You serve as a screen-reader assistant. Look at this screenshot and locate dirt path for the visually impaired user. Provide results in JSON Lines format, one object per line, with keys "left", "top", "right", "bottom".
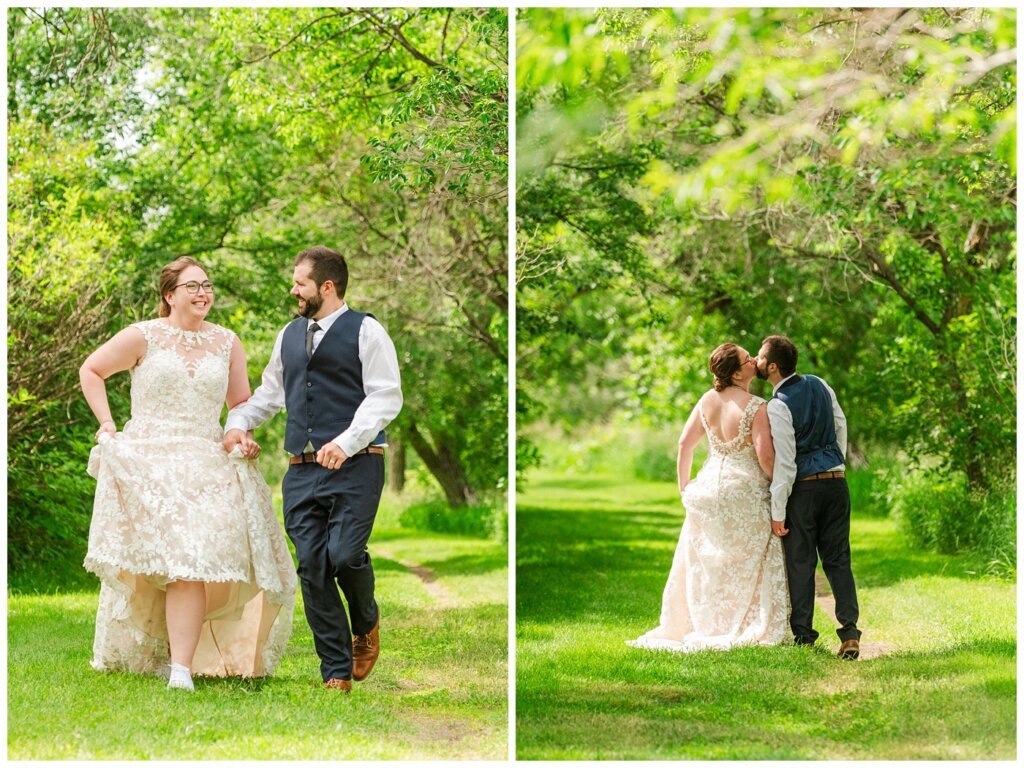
{"left": 814, "top": 571, "right": 894, "bottom": 660}
{"left": 377, "top": 548, "right": 454, "bottom": 607}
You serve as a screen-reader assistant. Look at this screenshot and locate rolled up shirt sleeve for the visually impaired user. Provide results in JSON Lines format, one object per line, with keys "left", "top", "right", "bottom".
{"left": 225, "top": 328, "right": 287, "bottom": 433}
{"left": 331, "top": 316, "right": 403, "bottom": 457}
{"left": 767, "top": 398, "right": 797, "bottom": 522}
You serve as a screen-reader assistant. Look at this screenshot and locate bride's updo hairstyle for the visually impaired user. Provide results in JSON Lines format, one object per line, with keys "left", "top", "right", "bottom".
{"left": 158, "top": 256, "right": 207, "bottom": 317}
{"left": 709, "top": 343, "right": 744, "bottom": 391}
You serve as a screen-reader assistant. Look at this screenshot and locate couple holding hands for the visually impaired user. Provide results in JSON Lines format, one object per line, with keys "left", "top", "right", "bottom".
{"left": 80, "top": 246, "right": 401, "bottom": 693}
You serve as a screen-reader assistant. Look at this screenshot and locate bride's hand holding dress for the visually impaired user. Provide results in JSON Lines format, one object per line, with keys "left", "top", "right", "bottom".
{"left": 80, "top": 259, "right": 296, "bottom": 689}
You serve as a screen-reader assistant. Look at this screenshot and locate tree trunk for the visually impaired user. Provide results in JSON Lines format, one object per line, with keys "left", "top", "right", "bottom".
{"left": 387, "top": 436, "right": 406, "bottom": 493}
{"left": 405, "top": 419, "right": 476, "bottom": 507}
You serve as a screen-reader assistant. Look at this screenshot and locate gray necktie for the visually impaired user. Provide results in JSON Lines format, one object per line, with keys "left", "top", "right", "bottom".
{"left": 305, "top": 322, "right": 321, "bottom": 359}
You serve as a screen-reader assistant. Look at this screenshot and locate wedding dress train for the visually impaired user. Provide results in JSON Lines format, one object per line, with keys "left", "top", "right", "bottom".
{"left": 629, "top": 395, "right": 789, "bottom": 652}
{"left": 84, "top": 319, "right": 296, "bottom": 677}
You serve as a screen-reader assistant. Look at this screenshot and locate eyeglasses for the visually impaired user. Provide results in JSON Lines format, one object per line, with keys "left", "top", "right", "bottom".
{"left": 174, "top": 280, "right": 215, "bottom": 294}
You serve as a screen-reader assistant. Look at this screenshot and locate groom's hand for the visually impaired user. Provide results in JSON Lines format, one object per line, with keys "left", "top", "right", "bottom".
{"left": 240, "top": 430, "right": 262, "bottom": 460}
{"left": 771, "top": 521, "right": 789, "bottom": 537}
{"left": 316, "top": 441, "right": 349, "bottom": 470}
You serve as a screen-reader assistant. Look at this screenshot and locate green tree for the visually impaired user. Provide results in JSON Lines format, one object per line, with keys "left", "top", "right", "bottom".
{"left": 209, "top": 7, "right": 509, "bottom": 505}
{"left": 7, "top": 7, "right": 508, "bottom": 587}
{"left": 517, "top": 7, "right": 1015, "bottom": 492}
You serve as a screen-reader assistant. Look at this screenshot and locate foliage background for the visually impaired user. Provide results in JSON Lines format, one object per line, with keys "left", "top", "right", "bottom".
{"left": 516, "top": 7, "right": 1015, "bottom": 568}
{"left": 8, "top": 7, "right": 508, "bottom": 590}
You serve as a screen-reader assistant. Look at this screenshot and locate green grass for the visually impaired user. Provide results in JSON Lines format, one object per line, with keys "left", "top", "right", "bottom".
{"left": 8, "top": 492, "right": 508, "bottom": 760}
{"left": 516, "top": 469, "right": 1016, "bottom": 760}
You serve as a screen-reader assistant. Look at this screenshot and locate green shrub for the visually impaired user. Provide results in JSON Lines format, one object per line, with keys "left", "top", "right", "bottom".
{"left": 846, "top": 449, "right": 902, "bottom": 517}
{"left": 894, "top": 470, "right": 1016, "bottom": 577}
{"left": 975, "top": 488, "right": 1017, "bottom": 580}
{"left": 894, "top": 471, "right": 972, "bottom": 553}
{"left": 399, "top": 498, "right": 502, "bottom": 539}
{"left": 8, "top": 429, "right": 98, "bottom": 593}
{"left": 8, "top": 375, "right": 134, "bottom": 593}
{"left": 633, "top": 442, "right": 676, "bottom": 482}
{"left": 543, "top": 429, "right": 618, "bottom": 474}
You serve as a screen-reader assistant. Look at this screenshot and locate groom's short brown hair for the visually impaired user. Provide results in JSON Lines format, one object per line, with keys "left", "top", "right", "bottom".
{"left": 762, "top": 335, "right": 798, "bottom": 377}
{"left": 296, "top": 245, "right": 348, "bottom": 298}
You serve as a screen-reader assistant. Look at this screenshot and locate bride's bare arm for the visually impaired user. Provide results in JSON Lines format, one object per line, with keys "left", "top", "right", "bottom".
{"left": 677, "top": 398, "right": 706, "bottom": 494}
{"left": 225, "top": 336, "right": 260, "bottom": 459}
{"left": 752, "top": 403, "right": 775, "bottom": 480}
{"left": 225, "top": 336, "right": 253, "bottom": 409}
{"left": 80, "top": 327, "right": 147, "bottom": 436}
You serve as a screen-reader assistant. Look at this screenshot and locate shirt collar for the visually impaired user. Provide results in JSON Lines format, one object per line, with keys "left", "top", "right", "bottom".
{"left": 308, "top": 302, "right": 348, "bottom": 332}
{"left": 772, "top": 372, "right": 798, "bottom": 396}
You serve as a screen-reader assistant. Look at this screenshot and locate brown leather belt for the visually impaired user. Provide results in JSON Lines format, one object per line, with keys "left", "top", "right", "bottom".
{"left": 289, "top": 446, "right": 384, "bottom": 465}
{"left": 797, "top": 470, "right": 845, "bottom": 481}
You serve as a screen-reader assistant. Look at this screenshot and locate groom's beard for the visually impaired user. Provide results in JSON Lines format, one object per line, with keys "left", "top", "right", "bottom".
{"left": 298, "top": 292, "right": 323, "bottom": 319}
{"left": 755, "top": 363, "right": 769, "bottom": 381}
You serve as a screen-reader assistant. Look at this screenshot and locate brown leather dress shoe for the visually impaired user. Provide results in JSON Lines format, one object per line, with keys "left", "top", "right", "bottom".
{"left": 352, "top": 619, "right": 380, "bottom": 682}
{"left": 838, "top": 639, "right": 860, "bottom": 660}
{"left": 323, "top": 678, "right": 352, "bottom": 692}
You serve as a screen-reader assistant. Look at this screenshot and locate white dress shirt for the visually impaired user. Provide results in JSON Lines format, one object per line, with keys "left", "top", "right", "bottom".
{"left": 225, "top": 303, "right": 402, "bottom": 456}
{"left": 766, "top": 373, "right": 847, "bottom": 522}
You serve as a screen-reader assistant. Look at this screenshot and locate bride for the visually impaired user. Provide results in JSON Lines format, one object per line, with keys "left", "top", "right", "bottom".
{"left": 629, "top": 343, "right": 789, "bottom": 652}
{"left": 79, "top": 256, "right": 297, "bottom": 690}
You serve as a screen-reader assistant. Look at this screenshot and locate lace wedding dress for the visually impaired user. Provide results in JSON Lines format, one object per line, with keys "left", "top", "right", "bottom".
{"left": 84, "top": 319, "right": 296, "bottom": 677}
{"left": 629, "top": 395, "right": 790, "bottom": 652}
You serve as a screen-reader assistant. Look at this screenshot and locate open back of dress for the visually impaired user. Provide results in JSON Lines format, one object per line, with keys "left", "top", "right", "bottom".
{"left": 628, "top": 394, "right": 790, "bottom": 652}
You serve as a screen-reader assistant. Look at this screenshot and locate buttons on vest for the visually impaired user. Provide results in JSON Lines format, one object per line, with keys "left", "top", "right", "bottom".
{"left": 306, "top": 381, "right": 312, "bottom": 388}
{"left": 307, "top": 428, "right": 312, "bottom": 433}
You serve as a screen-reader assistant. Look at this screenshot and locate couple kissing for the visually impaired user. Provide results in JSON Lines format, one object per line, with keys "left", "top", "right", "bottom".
{"left": 629, "top": 335, "right": 862, "bottom": 659}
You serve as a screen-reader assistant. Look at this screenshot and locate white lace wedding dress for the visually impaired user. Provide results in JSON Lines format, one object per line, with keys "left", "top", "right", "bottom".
{"left": 629, "top": 395, "right": 790, "bottom": 652}
{"left": 84, "top": 319, "right": 296, "bottom": 677}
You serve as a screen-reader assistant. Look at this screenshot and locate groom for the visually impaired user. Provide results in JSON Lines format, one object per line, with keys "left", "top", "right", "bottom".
{"left": 224, "top": 245, "right": 402, "bottom": 691}
{"left": 755, "top": 335, "right": 861, "bottom": 660}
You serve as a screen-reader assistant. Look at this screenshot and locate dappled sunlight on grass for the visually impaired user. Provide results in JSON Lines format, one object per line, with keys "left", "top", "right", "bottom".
{"left": 9, "top": 518, "right": 508, "bottom": 760}
{"left": 516, "top": 471, "right": 1016, "bottom": 759}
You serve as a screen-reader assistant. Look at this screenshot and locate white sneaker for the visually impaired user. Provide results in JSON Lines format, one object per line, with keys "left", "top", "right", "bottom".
{"left": 167, "top": 662, "right": 194, "bottom": 691}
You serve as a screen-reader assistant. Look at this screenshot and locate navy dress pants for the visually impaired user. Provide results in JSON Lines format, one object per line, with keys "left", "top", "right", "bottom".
{"left": 282, "top": 452, "right": 384, "bottom": 681}
{"left": 782, "top": 478, "right": 862, "bottom": 645}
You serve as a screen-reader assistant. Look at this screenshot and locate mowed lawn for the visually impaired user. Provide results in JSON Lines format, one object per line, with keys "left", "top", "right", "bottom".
{"left": 8, "top": 494, "right": 508, "bottom": 760}
{"left": 516, "top": 470, "right": 1016, "bottom": 760}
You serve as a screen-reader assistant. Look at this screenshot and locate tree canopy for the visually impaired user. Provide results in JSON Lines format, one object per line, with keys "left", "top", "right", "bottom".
{"left": 8, "top": 7, "right": 508, "bottom": 586}
{"left": 517, "top": 7, "right": 1015, "bottom": 492}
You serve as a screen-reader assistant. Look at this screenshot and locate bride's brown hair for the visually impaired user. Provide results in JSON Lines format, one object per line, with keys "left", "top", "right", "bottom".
{"left": 709, "top": 343, "right": 744, "bottom": 391}
{"left": 158, "top": 256, "right": 207, "bottom": 317}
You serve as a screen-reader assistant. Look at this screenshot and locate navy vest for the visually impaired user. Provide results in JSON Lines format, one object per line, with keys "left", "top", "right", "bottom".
{"left": 281, "top": 309, "right": 386, "bottom": 455}
{"left": 774, "top": 374, "right": 844, "bottom": 477}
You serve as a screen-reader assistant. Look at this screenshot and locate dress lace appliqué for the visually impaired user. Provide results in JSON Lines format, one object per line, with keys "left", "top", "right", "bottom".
{"left": 628, "top": 394, "right": 790, "bottom": 653}
{"left": 83, "top": 319, "right": 297, "bottom": 677}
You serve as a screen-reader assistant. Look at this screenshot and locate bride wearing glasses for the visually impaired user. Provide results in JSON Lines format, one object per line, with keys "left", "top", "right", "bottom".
{"left": 80, "top": 256, "right": 296, "bottom": 691}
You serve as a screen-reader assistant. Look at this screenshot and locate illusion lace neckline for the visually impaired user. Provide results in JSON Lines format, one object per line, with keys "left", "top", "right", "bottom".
{"left": 150, "top": 319, "right": 218, "bottom": 348}
{"left": 156, "top": 319, "right": 214, "bottom": 336}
